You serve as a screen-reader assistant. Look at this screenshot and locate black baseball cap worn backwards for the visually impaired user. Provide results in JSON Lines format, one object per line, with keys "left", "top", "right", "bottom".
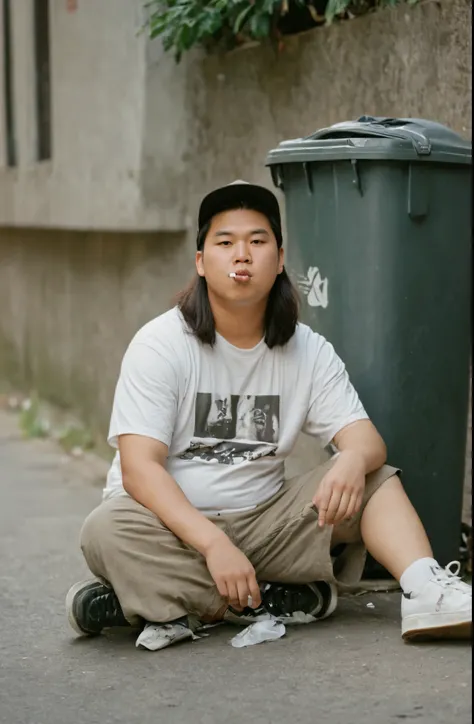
{"left": 197, "top": 180, "right": 282, "bottom": 248}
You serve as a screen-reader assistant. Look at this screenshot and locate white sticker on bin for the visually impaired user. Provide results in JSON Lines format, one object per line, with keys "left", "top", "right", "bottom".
{"left": 296, "top": 266, "right": 329, "bottom": 308}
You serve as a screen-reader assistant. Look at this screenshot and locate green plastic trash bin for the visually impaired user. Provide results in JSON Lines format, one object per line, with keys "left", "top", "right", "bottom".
{"left": 267, "top": 116, "right": 471, "bottom": 569}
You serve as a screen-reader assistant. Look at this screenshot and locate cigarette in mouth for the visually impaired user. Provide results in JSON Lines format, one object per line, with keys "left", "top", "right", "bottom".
{"left": 228, "top": 272, "right": 237, "bottom": 278}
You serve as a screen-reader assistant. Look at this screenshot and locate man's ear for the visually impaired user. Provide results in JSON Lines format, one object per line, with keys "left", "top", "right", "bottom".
{"left": 277, "top": 247, "right": 284, "bottom": 274}
{"left": 196, "top": 250, "right": 205, "bottom": 277}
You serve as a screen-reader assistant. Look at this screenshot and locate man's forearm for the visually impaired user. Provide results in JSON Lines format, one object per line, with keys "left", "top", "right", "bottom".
{"left": 333, "top": 420, "right": 387, "bottom": 473}
{"left": 122, "top": 461, "right": 228, "bottom": 556}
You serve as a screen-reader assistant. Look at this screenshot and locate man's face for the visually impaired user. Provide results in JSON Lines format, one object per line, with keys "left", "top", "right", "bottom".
{"left": 196, "top": 208, "right": 284, "bottom": 307}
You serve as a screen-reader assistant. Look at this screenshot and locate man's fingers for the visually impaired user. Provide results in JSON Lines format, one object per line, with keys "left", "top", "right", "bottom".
{"left": 321, "top": 491, "right": 342, "bottom": 526}
{"left": 342, "top": 495, "right": 357, "bottom": 520}
{"left": 354, "top": 493, "right": 364, "bottom": 517}
{"left": 236, "top": 579, "right": 251, "bottom": 610}
{"left": 347, "top": 493, "right": 363, "bottom": 519}
{"left": 216, "top": 578, "right": 229, "bottom": 601}
{"left": 226, "top": 582, "right": 241, "bottom": 610}
{"left": 313, "top": 477, "right": 331, "bottom": 506}
{"left": 318, "top": 504, "right": 329, "bottom": 527}
{"left": 314, "top": 484, "right": 332, "bottom": 527}
{"left": 247, "top": 575, "right": 262, "bottom": 609}
{"left": 318, "top": 493, "right": 337, "bottom": 526}
{"left": 343, "top": 493, "right": 361, "bottom": 520}
{"left": 331, "top": 491, "right": 351, "bottom": 524}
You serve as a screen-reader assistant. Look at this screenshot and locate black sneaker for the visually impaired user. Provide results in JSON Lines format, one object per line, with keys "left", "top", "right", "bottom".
{"left": 225, "top": 581, "right": 337, "bottom": 625}
{"left": 66, "top": 579, "right": 130, "bottom": 636}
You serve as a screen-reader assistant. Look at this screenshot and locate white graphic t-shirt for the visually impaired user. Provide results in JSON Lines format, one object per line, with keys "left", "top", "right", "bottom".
{"left": 105, "top": 307, "right": 368, "bottom": 514}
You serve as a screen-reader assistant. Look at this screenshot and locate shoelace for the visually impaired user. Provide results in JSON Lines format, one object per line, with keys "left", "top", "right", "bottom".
{"left": 229, "top": 584, "right": 323, "bottom": 619}
{"left": 262, "top": 583, "right": 323, "bottom": 617}
{"left": 432, "top": 561, "right": 472, "bottom": 595}
{"left": 89, "top": 591, "right": 122, "bottom": 623}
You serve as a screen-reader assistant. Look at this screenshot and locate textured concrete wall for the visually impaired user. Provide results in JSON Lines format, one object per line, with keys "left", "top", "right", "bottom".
{"left": 182, "top": 0, "right": 472, "bottom": 218}
{"left": 0, "top": 0, "right": 186, "bottom": 231}
{"left": 0, "top": 228, "right": 190, "bottom": 437}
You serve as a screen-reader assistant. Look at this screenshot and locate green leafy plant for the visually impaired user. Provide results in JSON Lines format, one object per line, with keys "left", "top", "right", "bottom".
{"left": 325, "top": 0, "right": 417, "bottom": 23}
{"left": 146, "top": 0, "right": 308, "bottom": 61}
{"left": 56, "top": 425, "right": 94, "bottom": 454}
{"left": 19, "top": 393, "right": 50, "bottom": 439}
{"left": 146, "top": 0, "right": 420, "bottom": 60}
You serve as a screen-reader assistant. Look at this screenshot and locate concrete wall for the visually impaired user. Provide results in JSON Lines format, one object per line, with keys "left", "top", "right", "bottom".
{"left": 0, "top": 228, "right": 190, "bottom": 438}
{"left": 2, "top": 0, "right": 470, "bottom": 230}
{"left": 0, "top": 0, "right": 471, "bottom": 487}
{"left": 182, "top": 0, "right": 472, "bottom": 221}
{"left": 0, "top": 0, "right": 186, "bottom": 230}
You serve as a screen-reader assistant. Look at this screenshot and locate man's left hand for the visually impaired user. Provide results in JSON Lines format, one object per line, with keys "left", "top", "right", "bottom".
{"left": 313, "top": 450, "right": 367, "bottom": 527}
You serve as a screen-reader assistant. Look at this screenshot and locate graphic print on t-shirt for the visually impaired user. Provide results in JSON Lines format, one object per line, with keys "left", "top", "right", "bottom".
{"left": 179, "top": 393, "right": 279, "bottom": 466}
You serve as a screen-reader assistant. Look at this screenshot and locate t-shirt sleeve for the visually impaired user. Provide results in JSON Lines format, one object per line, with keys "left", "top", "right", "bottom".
{"left": 107, "top": 341, "right": 179, "bottom": 449}
{"left": 302, "top": 336, "right": 368, "bottom": 447}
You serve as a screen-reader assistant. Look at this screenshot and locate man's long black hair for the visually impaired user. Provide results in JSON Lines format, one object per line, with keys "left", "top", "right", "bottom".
{"left": 175, "top": 205, "right": 300, "bottom": 348}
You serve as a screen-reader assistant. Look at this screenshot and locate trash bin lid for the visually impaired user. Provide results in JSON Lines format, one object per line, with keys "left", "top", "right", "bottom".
{"left": 266, "top": 116, "right": 472, "bottom": 166}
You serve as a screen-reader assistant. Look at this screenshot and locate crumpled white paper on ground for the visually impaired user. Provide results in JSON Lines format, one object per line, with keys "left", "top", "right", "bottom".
{"left": 136, "top": 622, "right": 195, "bottom": 651}
{"left": 137, "top": 609, "right": 316, "bottom": 650}
{"left": 230, "top": 618, "right": 286, "bottom": 648}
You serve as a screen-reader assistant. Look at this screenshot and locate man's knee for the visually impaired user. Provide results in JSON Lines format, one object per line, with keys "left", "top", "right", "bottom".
{"left": 331, "top": 472, "right": 403, "bottom": 546}
{"left": 364, "top": 473, "right": 405, "bottom": 506}
{"left": 79, "top": 502, "right": 117, "bottom": 576}
{"left": 363, "top": 470, "right": 404, "bottom": 510}
{"left": 381, "top": 473, "right": 403, "bottom": 488}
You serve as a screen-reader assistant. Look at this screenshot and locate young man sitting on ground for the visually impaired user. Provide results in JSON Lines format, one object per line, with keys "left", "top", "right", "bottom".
{"left": 66, "top": 181, "right": 472, "bottom": 650}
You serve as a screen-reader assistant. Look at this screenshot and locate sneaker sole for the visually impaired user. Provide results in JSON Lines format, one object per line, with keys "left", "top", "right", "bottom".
{"left": 315, "top": 582, "right": 338, "bottom": 620}
{"left": 225, "top": 582, "right": 338, "bottom": 626}
{"left": 402, "top": 615, "right": 472, "bottom": 642}
{"left": 65, "top": 578, "right": 101, "bottom": 636}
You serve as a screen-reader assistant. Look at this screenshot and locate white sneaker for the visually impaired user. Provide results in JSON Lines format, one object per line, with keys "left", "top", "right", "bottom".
{"left": 401, "top": 561, "right": 472, "bottom": 641}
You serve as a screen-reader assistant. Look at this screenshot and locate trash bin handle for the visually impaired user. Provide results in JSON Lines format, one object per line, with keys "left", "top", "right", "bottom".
{"left": 305, "top": 117, "right": 432, "bottom": 156}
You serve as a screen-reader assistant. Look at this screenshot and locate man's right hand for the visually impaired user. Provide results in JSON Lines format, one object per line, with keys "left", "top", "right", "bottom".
{"left": 205, "top": 537, "right": 262, "bottom": 611}
{"left": 118, "top": 435, "right": 262, "bottom": 611}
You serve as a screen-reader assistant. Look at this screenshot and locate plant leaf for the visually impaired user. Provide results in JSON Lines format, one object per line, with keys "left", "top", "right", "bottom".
{"left": 249, "top": 10, "right": 271, "bottom": 38}
{"left": 233, "top": 4, "right": 254, "bottom": 32}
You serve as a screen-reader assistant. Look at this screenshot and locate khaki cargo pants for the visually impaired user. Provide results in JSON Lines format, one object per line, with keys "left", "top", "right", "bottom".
{"left": 80, "top": 459, "right": 398, "bottom": 625}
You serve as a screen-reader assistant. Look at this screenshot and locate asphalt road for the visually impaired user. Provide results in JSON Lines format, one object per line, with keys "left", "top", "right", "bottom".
{"left": 0, "top": 410, "right": 471, "bottom": 724}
